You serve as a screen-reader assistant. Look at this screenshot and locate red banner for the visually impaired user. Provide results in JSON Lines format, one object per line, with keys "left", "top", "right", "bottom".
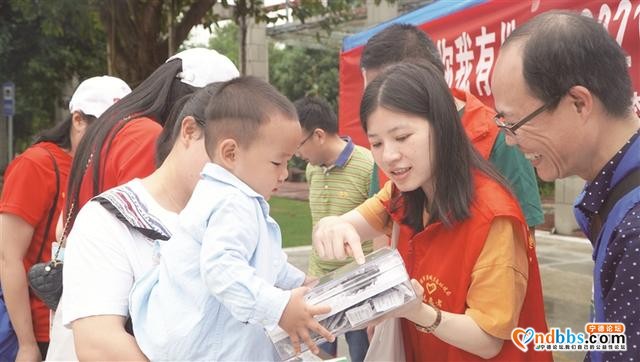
{"left": 339, "top": 0, "right": 640, "bottom": 148}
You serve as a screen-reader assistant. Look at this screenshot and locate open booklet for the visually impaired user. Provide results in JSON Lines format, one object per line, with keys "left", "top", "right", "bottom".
{"left": 268, "top": 247, "right": 416, "bottom": 361}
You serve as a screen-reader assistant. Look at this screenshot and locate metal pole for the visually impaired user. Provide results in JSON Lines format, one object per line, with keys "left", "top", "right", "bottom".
{"left": 8, "top": 115, "right": 12, "bottom": 162}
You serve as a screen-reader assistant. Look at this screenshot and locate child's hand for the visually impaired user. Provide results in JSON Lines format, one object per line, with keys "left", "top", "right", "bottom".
{"left": 279, "top": 287, "right": 334, "bottom": 356}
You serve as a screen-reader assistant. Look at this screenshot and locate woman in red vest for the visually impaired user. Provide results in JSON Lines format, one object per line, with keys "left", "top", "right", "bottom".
{"left": 313, "top": 61, "right": 551, "bottom": 361}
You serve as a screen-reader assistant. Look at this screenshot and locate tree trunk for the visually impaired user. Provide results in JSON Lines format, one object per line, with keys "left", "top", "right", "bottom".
{"left": 239, "top": 14, "right": 248, "bottom": 75}
{"left": 99, "top": 0, "right": 217, "bottom": 86}
{"left": 168, "top": 0, "right": 176, "bottom": 56}
{"left": 106, "top": 0, "right": 116, "bottom": 75}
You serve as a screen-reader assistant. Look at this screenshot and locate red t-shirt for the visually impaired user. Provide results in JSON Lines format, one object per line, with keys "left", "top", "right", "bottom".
{"left": 77, "top": 117, "right": 162, "bottom": 208}
{"left": 0, "top": 142, "right": 72, "bottom": 342}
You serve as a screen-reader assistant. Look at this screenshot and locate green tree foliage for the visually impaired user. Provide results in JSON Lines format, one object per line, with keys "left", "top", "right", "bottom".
{"left": 209, "top": 22, "right": 240, "bottom": 66}
{"left": 0, "top": 0, "right": 106, "bottom": 153}
{"left": 291, "top": 0, "right": 365, "bottom": 33}
{"left": 210, "top": 23, "right": 338, "bottom": 107}
{"left": 215, "top": 0, "right": 361, "bottom": 74}
{"left": 270, "top": 45, "right": 339, "bottom": 109}
{"left": 1, "top": 0, "right": 352, "bottom": 155}
{"left": 101, "top": 0, "right": 360, "bottom": 82}
{"left": 99, "top": 0, "right": 218, "bottom": 85}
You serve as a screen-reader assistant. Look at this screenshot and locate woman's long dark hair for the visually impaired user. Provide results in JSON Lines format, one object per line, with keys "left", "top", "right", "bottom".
{"left": 64, "top": 58, "right": 196, "bottom": 224}
{"left": 360, "top": 61, "right": 509, "bottom": 232}
{"left": 155, "top": 82, "right": 225, "bottom": 166}
{"left": 32, "top": 112, "right": 97, "bottom": 149}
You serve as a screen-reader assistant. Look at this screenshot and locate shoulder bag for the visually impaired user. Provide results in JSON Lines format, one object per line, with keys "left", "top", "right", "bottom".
{"left": 27, "top": 149, "right": 66, "bottom": 310}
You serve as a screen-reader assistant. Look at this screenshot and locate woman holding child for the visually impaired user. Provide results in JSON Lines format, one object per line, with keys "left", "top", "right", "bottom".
{"left": 312, "top": 61, "right": 552, "bottom": 361}
{"left": 52, "top": 76, "right": 331, "bottom": 361}
{"left": 49, "top": 48, "right": 239, "bottom": 360}
{"left": 129, "top": 76, "right": 333, "bottom": 361}
{"left": 49, "top": 80, "right": 232, "bottom": 360}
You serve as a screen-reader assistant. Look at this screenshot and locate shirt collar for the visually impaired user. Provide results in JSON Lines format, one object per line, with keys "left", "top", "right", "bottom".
{"left": 200, "top": 162, "right": 263, "bottom": 200}
{"left": 324, "top": 137, "right": 354, "bottom": 172}
{"left": 577, "top": 130, "right": 640, "bottom": 215}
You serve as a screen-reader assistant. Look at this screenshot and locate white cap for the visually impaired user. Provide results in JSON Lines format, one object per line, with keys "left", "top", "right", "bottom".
{"left": 167, "top": 48, "right": 240, "bottom": 87}
{"left": 68, "top": 76, "right": 131, "bottom": 118}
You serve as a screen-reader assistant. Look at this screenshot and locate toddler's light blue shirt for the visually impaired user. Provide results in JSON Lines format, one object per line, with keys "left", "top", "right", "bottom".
{"left": 130, "top": 163, "right": 305, "bottom": 361}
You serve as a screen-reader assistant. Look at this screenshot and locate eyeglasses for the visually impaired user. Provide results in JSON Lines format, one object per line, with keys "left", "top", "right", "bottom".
{"left": 297, "top": 132, "right": 314, "bottom": 149}
{"left": 494, "top": 102, "right": 552, "bottom": 136}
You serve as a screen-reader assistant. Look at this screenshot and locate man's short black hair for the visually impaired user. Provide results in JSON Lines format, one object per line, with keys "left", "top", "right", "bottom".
{"left": 294, "top": 96, "right": 338, "bottom": 134}
{"left": 504, "top": 10, "right": 633, "bottom": 117}
{"left": 360, "top": 23, "right": 444, "bottom": 74}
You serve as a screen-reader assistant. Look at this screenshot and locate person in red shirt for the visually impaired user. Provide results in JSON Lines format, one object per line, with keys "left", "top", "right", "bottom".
{"left": 64, "top": 48, "right": 239, "bottom": 227}
{"left": 312, "top": 61, "right": 551, "bottom": 361}
{"left": 0, "top": 76, "right": 130, "bottom": 361}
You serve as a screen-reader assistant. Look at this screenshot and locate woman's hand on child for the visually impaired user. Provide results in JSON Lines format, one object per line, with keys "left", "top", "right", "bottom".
{"left": 279, "top": 287, "right": 334, "bottom": 356}
{"left": 313, "top": 216, "right": 365, "bottom": 264}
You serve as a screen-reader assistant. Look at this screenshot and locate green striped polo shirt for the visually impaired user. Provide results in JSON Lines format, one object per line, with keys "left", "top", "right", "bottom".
{"left": 306, "top": 140, "right": 374, "bottom": 277}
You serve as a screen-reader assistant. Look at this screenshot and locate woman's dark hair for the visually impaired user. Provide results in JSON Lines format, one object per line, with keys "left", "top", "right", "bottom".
{"left": 155, "top": 94, "right": 192, "bottom": 167}
{"left": 155, "top": 82, "right": 225, "bottom": 166}
{"left": 32, "top": 112, "right": 97, "bottom": 149}
{"left": 65, "top": 58, "right": 196, "bottom": 224}
{"left": 360, "top": 61, "right": 509, "bottom": 231}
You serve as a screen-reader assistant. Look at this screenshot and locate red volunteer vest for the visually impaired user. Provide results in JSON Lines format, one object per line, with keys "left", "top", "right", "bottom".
{"left": 451, "top": 88, "right": 500, "bottom": 160}
{"left": 383, "top": 172, "right": 551, "bottom": 361}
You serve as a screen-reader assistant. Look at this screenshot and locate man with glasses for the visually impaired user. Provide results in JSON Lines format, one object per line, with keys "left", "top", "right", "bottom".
{"left": 293, "top": 96, "right": 373, "bottom": 362}
{"left": 493, "top": 101, "right": 554, "bottom": 138}
{"left": 492, "top": 10, "right": 640, "bottom": 361}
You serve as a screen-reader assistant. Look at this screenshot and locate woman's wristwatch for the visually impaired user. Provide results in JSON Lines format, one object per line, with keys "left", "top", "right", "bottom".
{"left": 415, "top": 303, "right": 442, "bottom": 334}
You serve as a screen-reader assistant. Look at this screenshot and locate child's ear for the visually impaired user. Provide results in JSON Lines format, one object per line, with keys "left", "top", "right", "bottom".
{"left": 180, "top": 116, "right": 203, "bottom": 146}
{"left": 217, "top": 139, "right": 239, "bottom": 169}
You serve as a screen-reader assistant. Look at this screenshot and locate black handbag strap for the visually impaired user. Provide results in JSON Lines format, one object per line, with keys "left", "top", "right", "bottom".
{"left": 589, "top": 168, "right": 640, "bottom": 241}
{"left": 34, "top": 148, "right": 60, "bottom": 264}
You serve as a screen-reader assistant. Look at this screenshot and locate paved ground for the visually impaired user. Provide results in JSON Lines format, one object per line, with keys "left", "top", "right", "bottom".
{"left": 284, "top": 231, "right": 594, "bottom": 362}
{"left": 536, "top": 232, "right": 592, "bottom": 362}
